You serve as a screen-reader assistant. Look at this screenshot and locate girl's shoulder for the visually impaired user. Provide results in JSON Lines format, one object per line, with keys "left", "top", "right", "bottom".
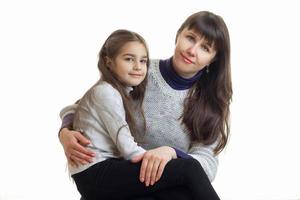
{"left": 90, "top": 81, "right": 121, "bottom": 102}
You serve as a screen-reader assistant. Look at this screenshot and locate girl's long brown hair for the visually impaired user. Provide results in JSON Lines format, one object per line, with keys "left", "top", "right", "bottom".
{"left": 177, "top": 11, "right": 232, "bottom": 154}
{"left": 98, "top": 29, "right": 149, "bottom": 137}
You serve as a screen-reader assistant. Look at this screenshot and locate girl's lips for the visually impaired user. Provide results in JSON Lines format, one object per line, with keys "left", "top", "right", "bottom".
{"left": 129, "top": 73, "right": 143, "bottom": 77}
{"left": 181, "top": 53, "right": 194, "bottom": 64}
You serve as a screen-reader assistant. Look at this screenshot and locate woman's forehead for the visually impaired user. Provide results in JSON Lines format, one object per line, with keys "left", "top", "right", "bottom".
{"left": 184, "top": 28, "right": 215, "bottom": 48}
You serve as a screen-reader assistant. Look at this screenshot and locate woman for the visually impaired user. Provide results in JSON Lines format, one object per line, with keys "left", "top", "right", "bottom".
{"left": 59, "top": 11, "right": 232, "bottom": 199}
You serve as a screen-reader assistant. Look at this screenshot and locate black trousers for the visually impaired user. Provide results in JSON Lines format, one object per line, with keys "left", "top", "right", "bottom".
{"left": 74, "top": 158, "right": 220, "bottom": 200}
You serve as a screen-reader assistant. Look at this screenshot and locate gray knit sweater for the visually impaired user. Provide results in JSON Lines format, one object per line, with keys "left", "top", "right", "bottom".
{"left": 60, "top": 59, "right": 218, "bottom": 181}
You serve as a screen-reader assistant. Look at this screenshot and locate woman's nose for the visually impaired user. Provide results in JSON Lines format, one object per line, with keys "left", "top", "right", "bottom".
{"left": 186, "top": 45, "right": 197, "bottom": 57}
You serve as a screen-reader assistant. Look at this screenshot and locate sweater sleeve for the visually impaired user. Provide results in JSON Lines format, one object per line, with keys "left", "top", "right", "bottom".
{"left": 174, "top": 148, "right": 193, "bottom": 159}
{"left": 59, "top": 104, "right": 78, "bottom": 120}
{"left": 58, "top": 104, "right": 78, "bottom": 134}
{"left": 188, "top": 142, "right": 219, "bottom": 182}
{"left": 90, "top": 85, "right": 145, "bottom": 160}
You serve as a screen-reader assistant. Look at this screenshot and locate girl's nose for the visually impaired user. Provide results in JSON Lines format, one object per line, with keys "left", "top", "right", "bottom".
{"left": 133, "top": 61, "right": 142, "bottom": 70}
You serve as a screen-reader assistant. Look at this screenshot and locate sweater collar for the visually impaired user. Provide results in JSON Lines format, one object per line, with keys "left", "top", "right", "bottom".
{"left": 159, "top": 57, "right": 203, "bottom": 90}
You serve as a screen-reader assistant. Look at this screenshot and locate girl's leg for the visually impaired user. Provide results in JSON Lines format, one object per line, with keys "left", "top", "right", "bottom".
{"left": 73, "top": 158, "right": 219, "bottom": 200}
{"left": 73, "top": 158, "right": 176, "bottom": 200}
{"left": 153, "top": 186, "right": 192, "bottom": 200}
{"left": 171, "top": 158, "right": 220, "bottom": 200}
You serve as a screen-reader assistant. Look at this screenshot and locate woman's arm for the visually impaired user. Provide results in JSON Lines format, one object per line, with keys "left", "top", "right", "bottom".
{"left": 59, "top": 104, "right": 95, "bottom": 166}
{"left": 188, "top": 142, "right": 219, "bottom": 182}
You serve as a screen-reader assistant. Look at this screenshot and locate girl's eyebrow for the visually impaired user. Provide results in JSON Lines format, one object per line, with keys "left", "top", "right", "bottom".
{"left": 122, "top": 53, "right": 135, "bottom": 57}
{"left": 122, "top": 53, "right": 148, "bottom": 59}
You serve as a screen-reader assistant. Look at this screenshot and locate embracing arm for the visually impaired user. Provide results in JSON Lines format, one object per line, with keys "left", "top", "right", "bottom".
{"left": 59, "top": 104, "right": 95, "bottom": 166}
{"left": 59, "top": 104, "right": 78, "bottom": 133}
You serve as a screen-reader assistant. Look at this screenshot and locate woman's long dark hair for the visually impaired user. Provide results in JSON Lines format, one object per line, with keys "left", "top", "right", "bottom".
{"left": 177, "top": 11, "right": 232, "bottom": 154}
{"left": 98, "top": 29, "right": 149, "bottom": 137}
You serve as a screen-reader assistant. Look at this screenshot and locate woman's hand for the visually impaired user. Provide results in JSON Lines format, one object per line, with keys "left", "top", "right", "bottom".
{"left": 59, "top": 128, "right": 95, "bottom": 166}
{"left": 131, "top": 146, "right": 176, "bottom": 186}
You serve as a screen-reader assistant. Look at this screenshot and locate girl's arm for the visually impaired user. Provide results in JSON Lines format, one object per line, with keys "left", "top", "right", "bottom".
{"left": 90, "top": 84, "right": 146, "bottom": 160}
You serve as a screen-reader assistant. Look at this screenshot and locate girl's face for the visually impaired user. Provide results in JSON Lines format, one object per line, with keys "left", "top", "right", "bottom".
{"left": 173, "top": 28, "right": 217, "bottom": 78}
{"left": 110, "top": 41, "right": 148, "bottom": 87}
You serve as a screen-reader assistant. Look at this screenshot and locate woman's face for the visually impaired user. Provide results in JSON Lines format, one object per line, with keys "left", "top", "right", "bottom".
{"left": 172, "top": 28, "right": 217, "bottom": 78}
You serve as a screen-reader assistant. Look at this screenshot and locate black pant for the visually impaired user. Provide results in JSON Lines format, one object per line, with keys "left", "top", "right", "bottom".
{"left": 73, "top": 158, "right": 220, "bottom": 200}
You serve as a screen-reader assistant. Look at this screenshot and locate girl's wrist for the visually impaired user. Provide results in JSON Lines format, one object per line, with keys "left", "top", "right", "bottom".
{"left": 168, "top": 146, "right": 177, "bottom": 159}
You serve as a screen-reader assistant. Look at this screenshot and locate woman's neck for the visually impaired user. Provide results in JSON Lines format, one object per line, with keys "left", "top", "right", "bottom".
{"left": 159, "top": 57, "right": 203, "bottom": 90}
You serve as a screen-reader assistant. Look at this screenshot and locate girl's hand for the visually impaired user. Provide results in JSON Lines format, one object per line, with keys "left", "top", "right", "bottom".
{"left": 131, "top": 146, "right": 176, "bottom": 186}
{"left": 59, "top": 128, "right": 95, "bottom": 166}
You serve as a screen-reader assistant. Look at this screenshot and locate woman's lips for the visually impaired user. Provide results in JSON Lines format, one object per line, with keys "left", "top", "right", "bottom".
{"left": 180, "top": 53, "right": 194, "bottom": 64}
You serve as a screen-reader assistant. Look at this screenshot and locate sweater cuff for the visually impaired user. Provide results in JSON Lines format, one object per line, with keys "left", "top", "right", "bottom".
{"left": 173, "top": 148, "right": 192, "bottom": 159}
{"left": 58, "top": 113, "right": 74, "bottom": 136}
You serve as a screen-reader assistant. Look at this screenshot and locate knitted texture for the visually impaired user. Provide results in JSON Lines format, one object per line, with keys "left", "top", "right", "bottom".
{"left": 135, "top": 59, "right": 218, "bottom": 181}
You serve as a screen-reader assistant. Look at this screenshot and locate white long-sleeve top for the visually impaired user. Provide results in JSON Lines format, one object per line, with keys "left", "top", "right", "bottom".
{"left": 68, "top": 81, "right": 145, "bottom": 175}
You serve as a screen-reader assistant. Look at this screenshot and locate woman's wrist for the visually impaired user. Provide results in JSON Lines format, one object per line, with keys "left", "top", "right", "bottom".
{"left": 58, "top": 113, "right": 74, "bottom": 136}
{"left": 59, "top": 128, "right": 72, "bottom": 144}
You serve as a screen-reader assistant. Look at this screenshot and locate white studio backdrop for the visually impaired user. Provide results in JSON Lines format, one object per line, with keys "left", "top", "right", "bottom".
{"left": 0, "top": 0, "right": 299, "bottom": 200}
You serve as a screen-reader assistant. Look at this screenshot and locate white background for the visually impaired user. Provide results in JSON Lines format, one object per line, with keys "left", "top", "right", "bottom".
{"left": 0, "top": 0, "right": 299, "bottom": 200}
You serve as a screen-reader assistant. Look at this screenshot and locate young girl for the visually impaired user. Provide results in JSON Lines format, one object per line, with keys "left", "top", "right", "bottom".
{"left": 69, "top": 29, "right": 149, "bottom": 177}
{"left": 69, "top": 29, "right": 220, "bottom": 200}
{"left": 68, "top": 29, "right": 150, "bottom": 200}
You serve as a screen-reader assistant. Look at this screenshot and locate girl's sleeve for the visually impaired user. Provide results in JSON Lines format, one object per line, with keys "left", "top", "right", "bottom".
{"left": 188, "top": 142, "right": 219, "bottom": 182}
{"left": 91, "top": 85, "right": 145, "bottom": 160}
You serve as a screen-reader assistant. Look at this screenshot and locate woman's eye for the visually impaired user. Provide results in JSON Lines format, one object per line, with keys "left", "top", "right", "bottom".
{"left": 201, "top": 45, "right": 209, "bottom": 52}
{"left": 186, "top": 35, "right": 195, "bottom": 42}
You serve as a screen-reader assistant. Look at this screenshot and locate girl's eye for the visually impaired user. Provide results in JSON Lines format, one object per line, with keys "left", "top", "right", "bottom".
{"left": 140, "top": 59, "right": 147, "bottom": 64}
{"left": 125, "top": 57, "right": 134, "bottom": 62}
